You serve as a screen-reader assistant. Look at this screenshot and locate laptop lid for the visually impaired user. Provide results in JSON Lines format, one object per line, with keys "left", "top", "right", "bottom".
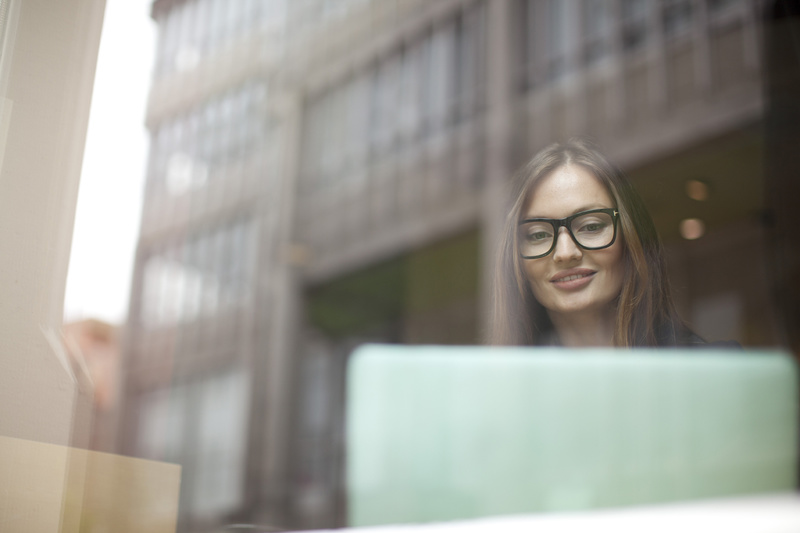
{"left": 346, "top": 345, "right": 798, "bottom": 527}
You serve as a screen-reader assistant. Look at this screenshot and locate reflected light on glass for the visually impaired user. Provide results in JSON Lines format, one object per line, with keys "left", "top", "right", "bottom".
{"left": 680, "top": 218, "right": 705, "bottom": 240}
{"left": 685, "top": 179, "right": 710, "bottom": 201}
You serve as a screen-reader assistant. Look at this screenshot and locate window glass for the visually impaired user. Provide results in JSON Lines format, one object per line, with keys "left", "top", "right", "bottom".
{"left": 583, "top": 0, "right": 611, "bottom": 64}
{"left": 663, "top": 0, "right": 694, "bottom": 38}
{"left": 622, "top": 0, "right": 652, "bottom": 51}
{"left": 455, "top": 5, "right": 484, "bottom": 119}
{"left": 191, "top": 370, "right": 250, "bottom": 517}
{"left": 708, "top": 0, "right": 740, "bottom": 15}
{"left": 139, "top": 219, "right": 255, "bottom": 328}
{"left": 547, "top": 0, "right": 568, "bottom": 79}
{"left": 375, "top": 55, "right": 400, "bottom": 153}
{"left": 398, "top": 43, "right": 423, "bottom": 142}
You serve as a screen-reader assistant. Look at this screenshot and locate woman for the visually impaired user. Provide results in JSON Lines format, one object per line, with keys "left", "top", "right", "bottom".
{"left": 490, "top": 138, "right": 699, "bottom": 347}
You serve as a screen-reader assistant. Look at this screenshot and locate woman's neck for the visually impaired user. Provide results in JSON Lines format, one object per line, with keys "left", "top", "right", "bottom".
{"left": 547, "top": 309, "right": 615, "bottom": 347}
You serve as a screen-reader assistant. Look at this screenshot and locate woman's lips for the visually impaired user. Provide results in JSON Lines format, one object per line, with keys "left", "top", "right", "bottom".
{"left": 550, "top": 269, "right": 596, "bottom": 290}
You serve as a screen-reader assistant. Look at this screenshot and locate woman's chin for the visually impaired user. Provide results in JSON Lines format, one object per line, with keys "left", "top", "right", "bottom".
{"left": 545, "top": 298, "right": 616, "bottom": 320}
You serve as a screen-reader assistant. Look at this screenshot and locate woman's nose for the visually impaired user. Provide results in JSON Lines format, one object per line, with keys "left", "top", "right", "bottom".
{"left": 552, "top": 226, "right": 582, "bottom": 262}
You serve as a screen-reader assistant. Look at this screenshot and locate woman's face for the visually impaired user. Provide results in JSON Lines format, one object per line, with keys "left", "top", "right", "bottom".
{"left": 521, "top": 164, "right": 625, "bottom": 321}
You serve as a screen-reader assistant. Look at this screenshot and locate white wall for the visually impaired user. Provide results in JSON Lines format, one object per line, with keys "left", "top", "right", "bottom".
{"left": 0, "top": 0, "right": 105, "bottom": 446}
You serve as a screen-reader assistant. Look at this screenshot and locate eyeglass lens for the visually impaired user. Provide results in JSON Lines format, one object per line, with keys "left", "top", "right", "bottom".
{"left": 520, "top": 211, "right": 615, "bottom": 258}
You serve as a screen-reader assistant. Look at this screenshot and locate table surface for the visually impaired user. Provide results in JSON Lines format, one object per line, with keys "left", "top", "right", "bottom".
{"left": 298, "top": 493, "right": 800, "bottom": 533}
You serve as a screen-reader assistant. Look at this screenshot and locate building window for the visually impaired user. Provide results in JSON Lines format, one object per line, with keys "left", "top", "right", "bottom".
{"left": 136, "top": 370, "right": 252, "bottom": 519}
{"left": 174, "top": 0, "right": 200, "bottom": 73}
{"left": 300, "top": 95, "right": 321, "bottom": 192}
{"left": 320, "top": 87, "right": 344, "bottom": 187}
{"left": 621, "top": 0, "right": 653, "bottom": 52}
{"left": 707, "top": 0, "right": 741, "bottom": 16}
{"left": 136, "top": 386, "right": 186, "bottom": 463}
{"left": 546, "top": 0, "right": 569, "bottom": 80}
{"left": 454, "top": 1, "right": 486, "bottom": 120}
{"left": 662, "top": 0, "right": 695, "bottom": 39}
{"left": 262, "top": 0, "right": 288, "bottom": 29}
{"left": 347, "top": 73, "right": 371, "bottom": 170}
{"left": 139, "top": 219, "right": 256, "bottom": 328}
{"left": 397, "top": 42, "right": 424, "bottom": 143}
{"left": 420, "top": 24, "right": 457, "bottom": 136}
{"left": 154, "top": 0, "right": 287, "bottom": 80}
{"left": 373, "top": 54, "right": 401, "bottom": 155}
{"left": 150, "top": 80, "right": 268, "bottom": 197}
{"left": 141, "top": 249, "right": 183, "bottom": 327}
{"left": 517, "top": 0, "right": 537, "bottom": 91}
{"left": 298, "top": 3, "right": 484, "bottom": 190}
{"left": 191, "top": 370, "right": 251, "bottom": 518}
{"left": 519, "top": 0, "right": 575, "bottom": 88}
{"left": 582, "top": 0, "right": 612, "bottom": 65}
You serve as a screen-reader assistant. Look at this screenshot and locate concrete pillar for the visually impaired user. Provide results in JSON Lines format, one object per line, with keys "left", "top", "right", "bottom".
{"left": 251, "top": 93, "right": 305, "bottom": 528}
{"left": 480, "top": 0, "right": 515, "bottom": 341}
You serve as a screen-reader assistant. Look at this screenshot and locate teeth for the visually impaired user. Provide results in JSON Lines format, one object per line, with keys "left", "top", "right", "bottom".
{"left": 559, "top": 274, "right": 589, "bottom": 282}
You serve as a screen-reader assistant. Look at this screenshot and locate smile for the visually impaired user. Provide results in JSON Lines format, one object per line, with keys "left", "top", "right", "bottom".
{"left": 549, "top": 269, "right": 597, "bottom": 289}
{"left": 557, "top": 274, "right": 591, "bottom": 282}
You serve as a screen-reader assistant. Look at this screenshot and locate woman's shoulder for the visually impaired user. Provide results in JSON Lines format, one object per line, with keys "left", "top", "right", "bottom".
{"left": 682, "top": 331, "right": 743, "bottom": 350}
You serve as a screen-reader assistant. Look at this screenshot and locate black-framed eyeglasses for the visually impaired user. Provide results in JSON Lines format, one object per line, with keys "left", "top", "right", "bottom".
{"left": 518, "top": 208, "right": 619, "bottom": 259}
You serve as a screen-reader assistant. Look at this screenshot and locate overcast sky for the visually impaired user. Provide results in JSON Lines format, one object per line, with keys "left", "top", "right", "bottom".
{"left": 64, "top": 0, "right": 156, "bottom": 325}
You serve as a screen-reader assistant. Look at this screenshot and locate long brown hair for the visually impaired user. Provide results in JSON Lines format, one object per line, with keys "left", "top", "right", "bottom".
{"left": 488, "top": 138, "right": 691, "bottom": 347}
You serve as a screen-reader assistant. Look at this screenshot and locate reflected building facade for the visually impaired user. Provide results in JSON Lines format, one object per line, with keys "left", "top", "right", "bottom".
{"left": 120, "top": 0, "right": 777, "bottom": 531}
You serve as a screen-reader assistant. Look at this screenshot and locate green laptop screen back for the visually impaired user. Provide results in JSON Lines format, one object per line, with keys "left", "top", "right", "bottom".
{"left": 346, "top": 345, "right": 798, "bottom": 527}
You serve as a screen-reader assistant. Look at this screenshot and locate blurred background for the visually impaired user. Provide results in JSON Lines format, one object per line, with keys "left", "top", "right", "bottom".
{"left": 63, "top": 0, "right": 800, "bottom": 531}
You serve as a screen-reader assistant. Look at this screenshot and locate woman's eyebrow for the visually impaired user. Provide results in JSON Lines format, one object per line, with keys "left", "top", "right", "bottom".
{"left": 522, "top": 205, "right": 612, "bottom": 219}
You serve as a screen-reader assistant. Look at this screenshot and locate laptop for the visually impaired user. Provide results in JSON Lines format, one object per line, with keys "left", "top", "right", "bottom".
{"left": 346, "top": 345, "right": 798, "bottom": 527}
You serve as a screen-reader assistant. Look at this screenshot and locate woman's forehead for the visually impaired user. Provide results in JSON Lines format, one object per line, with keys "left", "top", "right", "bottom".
{"left": 523, "top": 164, "right": 614, "bottom": 218}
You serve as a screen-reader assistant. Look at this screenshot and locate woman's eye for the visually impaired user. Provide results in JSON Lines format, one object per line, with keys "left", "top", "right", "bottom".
{"left": 578, "top": 221, "right": 606, "bottom": 233}
{"left": 526, "top": 231, "right": 551, "bottom": 242}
